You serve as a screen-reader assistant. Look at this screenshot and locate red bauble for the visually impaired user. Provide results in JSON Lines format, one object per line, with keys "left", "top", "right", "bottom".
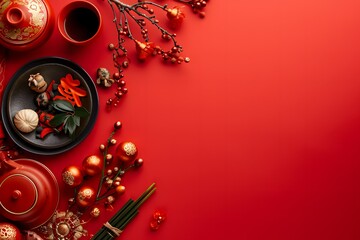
{"left": 150, "top": 220, "right": 160, "bottom": 231}
{"left": 0, "top": 222, "right": 22, "bottom": 240}
{"left": 82, "top": 155, "right": 103, "bottom": 176}
{"left": 76, "top": 186, "right": 96, "bottom": 208}
{"left": 153, "top": 210, "right": 167, "bottom": 222}
{"left": 62, "top": 166, "right": 83, "bottom": 187}
{"left": 115, "top": 141, "right": 138, "bottom": 162}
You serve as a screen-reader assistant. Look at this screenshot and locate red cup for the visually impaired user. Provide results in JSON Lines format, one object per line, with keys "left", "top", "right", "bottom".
{"left": 57, "top": 0, "right": 102, "bottom": 45}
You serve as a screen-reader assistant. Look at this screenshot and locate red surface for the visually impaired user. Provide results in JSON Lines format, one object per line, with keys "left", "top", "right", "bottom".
{"left": 1, "top": 0, "right": 360, "bottom": 239}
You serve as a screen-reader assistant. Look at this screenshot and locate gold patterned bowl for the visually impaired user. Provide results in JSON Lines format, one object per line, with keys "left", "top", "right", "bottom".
{"left": 0, "top": 0, "right": 54, "bottom": 51}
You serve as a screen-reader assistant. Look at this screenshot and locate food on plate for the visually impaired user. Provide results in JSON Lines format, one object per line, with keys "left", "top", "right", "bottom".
{"left": 28, "top": 73, "right": 48, "bottom": 93}
{"left": 15, "top": 72, "right": 89, "bottom": 139}
{"left": 13, "top": 109, "right": 39, "bottom": 133}
{"left": 35, "top": 91, "right": 51, "bottom": 108}
{"left": 34, "top": 79, "right": 59, "bottom": 109}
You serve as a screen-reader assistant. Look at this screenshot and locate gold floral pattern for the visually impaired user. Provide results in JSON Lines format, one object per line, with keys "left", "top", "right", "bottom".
{"left": 0, "top": 224, "right": 17, "bottom": 239}
{"left": 35, "top": 211, "right": 87, "bottom": 240}
{"left": 78, "top": 188, "right": 94, "bottom": 201}
{"left": 62, "top": 170, "right": 75, "bottom": 186}
{"left": 123, "top": 142, "right": 137, "bottom": 156}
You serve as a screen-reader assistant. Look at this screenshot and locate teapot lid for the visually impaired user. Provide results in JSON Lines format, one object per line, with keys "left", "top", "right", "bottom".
{"left": 0, "top": 0, "right": 54, "bottom": 51}
{"left": 0, "top": 173, "right": 37, "bottom": 215}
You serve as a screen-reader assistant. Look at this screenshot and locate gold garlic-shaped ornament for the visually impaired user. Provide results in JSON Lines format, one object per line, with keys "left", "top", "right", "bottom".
{"left": 28, "top": 73, "right": 47, "bottom": 93}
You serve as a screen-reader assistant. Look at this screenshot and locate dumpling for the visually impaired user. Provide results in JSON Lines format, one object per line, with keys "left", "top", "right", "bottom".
{"left": 13, "top": 109, "right": 39, "bottom": 133}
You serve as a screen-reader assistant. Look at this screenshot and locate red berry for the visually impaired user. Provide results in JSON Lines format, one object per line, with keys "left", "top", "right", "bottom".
{"left": 114, "top": 121, "right": 122, "bottom": 130}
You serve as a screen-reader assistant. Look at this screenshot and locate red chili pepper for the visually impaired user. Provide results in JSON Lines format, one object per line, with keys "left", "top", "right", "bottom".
{"left": 38, "top": 127, "right": 54, "bottom": 139}
{"left": 57, "top": 76, "right": 87, "bottom": 107}
{"left": 38, "top": 111, "right": 54, "bottom": 126}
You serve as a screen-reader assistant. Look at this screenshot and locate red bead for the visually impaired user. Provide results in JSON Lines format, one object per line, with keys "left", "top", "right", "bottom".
{"left": 108, "top": 43, "right": 115, "bottom": 50}
{"left": 122, "top": 61, "right": 129, "bottom": 68}
{"left": 113, "top": 72, "right": 120, "bottom": 80}
{"left": 150, "top": 220, "right": 160, "bottom": 231}
{"left": 134, "top": 158, "right": 144, "bottom": 168}
{"left": 118, "top": 80, "right": 126, "bottom": 86}
{"left": 115, "top": 91, "right": 123, "bottom": 98}
{"left": 114, "top": 121, "right": 122, "bottom": 130}
{"left": 153, "top": 210, "right": 167, "bottom": 222}
{"left": 110, "top": 139, "right": 117, "bottom": 145}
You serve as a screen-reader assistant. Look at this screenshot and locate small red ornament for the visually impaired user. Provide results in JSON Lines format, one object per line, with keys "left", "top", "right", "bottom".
{"left": 62, "top": 166, "right": 83, "bottom": 187}
{"left": 76, "top": 186, "right": 96, "bottom": 208}
{"left": 114, "top": 121, "right": 122, "bottom": 130}
{"left": 150, "top": 210, "right": 166, "bottom": 231}
{"left": 82, "top": 155, "right": 103, "bottom": 176}
{"left": 115, "top": 141, "right": 138, "bottom": 162}
{"left": 149, "top": 220, "right": 160, "bottom": 231}
{"left": 166, "top": 6, "right": 185, "bottom": 29}
{"left": 153, "top": 209, "right": 167, "bottom": 222}
{"left": 135, "top": 40, "right": 155, "bottom": 61}
{"left": 134, "top": 158, "right": 144, "bottom": 168}
{"left": 0, "top": 222, "right": 22, "bottom": 240}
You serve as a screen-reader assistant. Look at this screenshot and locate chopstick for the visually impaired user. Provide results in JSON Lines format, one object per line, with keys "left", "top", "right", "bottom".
{"left": 91, "top": 183, "right": 156, "bottom": 240}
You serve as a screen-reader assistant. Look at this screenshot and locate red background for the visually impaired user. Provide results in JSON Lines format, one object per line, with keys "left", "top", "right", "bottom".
{"left": 2, "top": 0, "right": 360, "bottom": 239}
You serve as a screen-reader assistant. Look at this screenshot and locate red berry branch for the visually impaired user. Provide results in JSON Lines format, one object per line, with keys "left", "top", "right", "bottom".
{"left": 175, "top": 0, "right": 209, "bottom": 18}
{"left": 101, "top": 0, "right": 209, "bottom": 109}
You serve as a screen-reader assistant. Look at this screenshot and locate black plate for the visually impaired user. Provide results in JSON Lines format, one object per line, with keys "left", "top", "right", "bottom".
{"left": 1, "top": 57, "right": 98, "bottom": 155}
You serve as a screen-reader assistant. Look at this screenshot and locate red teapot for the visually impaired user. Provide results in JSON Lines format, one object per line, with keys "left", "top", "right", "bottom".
{"left": 0, "top": 151, "right": 59, "bottom": 229}
{"left": 0, "top": 0, "right": 54, "bottom": 51}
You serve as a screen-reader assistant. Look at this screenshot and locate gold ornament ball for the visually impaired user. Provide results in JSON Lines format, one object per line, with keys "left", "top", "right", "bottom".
{"left": 0, "top": 222, "right": 21, "bottom": 240}
{"left": 82, "top": 155, "right": 103, "bottom": 176}
{"left": 76, "top": 186, "right": 96, "bottom": 208}
{"left": 57, "top": 223, "right": 70, "bottom": 236}
{"left": 115, "top": 141, "right": 138, "bottom": 162}
{"left": 115, "top": 185, "right": 126, "bottom": 195}
{"left": 62, "top": 166, "right": 83, "bottom": 187}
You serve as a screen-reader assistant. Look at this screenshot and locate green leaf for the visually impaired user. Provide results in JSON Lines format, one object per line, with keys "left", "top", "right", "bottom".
{"left": 65, "top": 116, "right": 77, "bottom": 136}
{"left": 52, "top": 100, "right": 75, "bottom": 113}
{"left": 63, "top": 115, "right": 71, "bottom": 134}
{"left": 73, "top": 115, "right": 81, "bottom": 127}
{"left": 75, "top": 107, "right": 90, "bottom": 118}
{"left": 49, "top": 113, "right": 67, "bottom": 127}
